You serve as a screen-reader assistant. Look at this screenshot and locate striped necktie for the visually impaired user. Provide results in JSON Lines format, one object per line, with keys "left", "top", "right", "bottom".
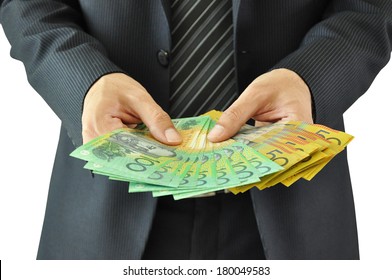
{"left": 169, "top": 0, "right": 238, "bottom": 118}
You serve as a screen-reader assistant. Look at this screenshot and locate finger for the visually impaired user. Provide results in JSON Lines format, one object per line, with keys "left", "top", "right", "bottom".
{"left": 82, "top": 128, "right": 97, "bottom": 144}
{"left": 136, "top": 103, "right": 182, "bottom": 145}
{"left": 208, "top": 97, "right": 258, "bottom": 142}
{"left": 82, "top": 117, "right": 127, "bottom": 144}
{"left": 126, "top": 123, "right": 138, "bottom": 129}
{"left": 103, "top": 117, "right": 128, "bottom": 132}
{"left": 255, "top": 120, "right": 273, "bottom": 127}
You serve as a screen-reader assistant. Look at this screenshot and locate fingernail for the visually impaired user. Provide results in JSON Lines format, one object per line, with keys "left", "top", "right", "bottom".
{"left": 165, "top": 128, "right": 181, "bottom": 143}
{"left": 208, "top": 124, "right": 224, "bottom": 141}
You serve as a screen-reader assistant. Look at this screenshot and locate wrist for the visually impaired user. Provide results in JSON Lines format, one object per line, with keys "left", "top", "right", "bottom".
{"left": 273, "top": 68, "right": 315, "bottom": 122}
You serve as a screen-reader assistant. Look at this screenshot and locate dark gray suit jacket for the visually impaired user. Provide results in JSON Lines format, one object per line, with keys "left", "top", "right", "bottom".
{"left": 1, "top": 0, "right": 391, "bottom": 259}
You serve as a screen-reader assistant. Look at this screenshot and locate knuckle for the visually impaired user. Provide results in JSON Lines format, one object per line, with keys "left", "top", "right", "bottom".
{"left": 107, "top": 118, "right": 125, "bottom": 131}
{"left": 223, "top": 107, "right": 244, "bottom": 123}
{"left": 82, "top": 127, "right": 94, "bottom": 138}
{"left": 150, "top": 109, "right": 170, "bottom": 124}
{"left": 82, "top": 127, "right": 96, "bottom": 143}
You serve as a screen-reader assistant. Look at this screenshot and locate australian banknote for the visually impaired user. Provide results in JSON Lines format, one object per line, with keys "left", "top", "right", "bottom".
{"left": 70, "top": 110, "right": 353, "bottom": 199}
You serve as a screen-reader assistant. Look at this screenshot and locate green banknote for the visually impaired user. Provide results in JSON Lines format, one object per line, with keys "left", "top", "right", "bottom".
{"left": 71, "top": 111, "right": 353, "bottom": 199}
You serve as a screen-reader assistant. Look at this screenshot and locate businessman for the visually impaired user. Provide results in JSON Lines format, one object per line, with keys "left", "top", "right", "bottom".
{"left": 1, "top": 0, "right": 391, "bottom": 259}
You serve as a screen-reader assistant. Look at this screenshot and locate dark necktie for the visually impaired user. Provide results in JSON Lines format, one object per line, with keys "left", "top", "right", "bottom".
{"left": 169, "top": 0, "right": 237, "bottom": 118}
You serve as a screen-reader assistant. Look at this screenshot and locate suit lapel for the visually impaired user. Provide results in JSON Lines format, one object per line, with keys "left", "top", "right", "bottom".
{"left": 232, "top": 0, "right": 241, "bottom": 47}
{"left": 232, "top": 0, "right": 241, "bottom": 28}
{"left": 160, "top": 0, "right": 171, "bottom": 24}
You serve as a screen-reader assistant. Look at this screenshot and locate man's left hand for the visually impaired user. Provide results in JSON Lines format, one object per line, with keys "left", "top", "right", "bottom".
{"left": 207, "top": 68, "right": 314, "bottom": 142}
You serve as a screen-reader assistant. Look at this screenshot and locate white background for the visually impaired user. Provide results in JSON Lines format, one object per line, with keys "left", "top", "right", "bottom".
{"left": 0, "top": 28, "right": 391, "bottom": 279}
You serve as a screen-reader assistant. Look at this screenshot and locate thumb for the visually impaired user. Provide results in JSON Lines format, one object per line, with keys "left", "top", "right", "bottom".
{"left": 207, "top": 103, "right": 255, "bottom": 142}
{"left": 137, "top": 104, "right": 182, "bottom": 145}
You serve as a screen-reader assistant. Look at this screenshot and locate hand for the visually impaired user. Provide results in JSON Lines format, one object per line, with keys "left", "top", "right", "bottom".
{"left": 207, "top": 68, "right": 313, "bottom": 142}
{"left": 82, "top": 73, "right": 182, "bottom": 145}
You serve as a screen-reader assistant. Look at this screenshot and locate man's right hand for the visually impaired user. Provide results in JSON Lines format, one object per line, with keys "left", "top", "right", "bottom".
{"left": 81, "top": 73, "right": 182, "bottom": 145}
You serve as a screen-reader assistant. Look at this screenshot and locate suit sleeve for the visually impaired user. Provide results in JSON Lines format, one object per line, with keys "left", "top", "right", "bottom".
{"left": 0, "top": 0, "right": 124, "bottom": 147}
{"left": 272, "top": 0, "right": 392, "bottom": 125}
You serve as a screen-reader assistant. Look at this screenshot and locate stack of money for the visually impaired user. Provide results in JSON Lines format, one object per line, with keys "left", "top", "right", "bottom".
{"left": 71, "top": 110, "right": 353, "bottom": 199}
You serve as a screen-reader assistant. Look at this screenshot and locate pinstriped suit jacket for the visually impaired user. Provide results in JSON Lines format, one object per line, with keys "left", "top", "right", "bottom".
{"left": 1, "top": 0, "right": 391, "bottom": 259}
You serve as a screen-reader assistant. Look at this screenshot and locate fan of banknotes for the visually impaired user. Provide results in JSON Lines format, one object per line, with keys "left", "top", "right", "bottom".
{"left": 71, "top": 110, "right": 353, "bottom": 199}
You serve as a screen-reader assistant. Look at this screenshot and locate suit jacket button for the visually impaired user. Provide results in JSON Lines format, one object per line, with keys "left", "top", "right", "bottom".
{"left": 157, "top": 49, "right": 170, "bottom": 66}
